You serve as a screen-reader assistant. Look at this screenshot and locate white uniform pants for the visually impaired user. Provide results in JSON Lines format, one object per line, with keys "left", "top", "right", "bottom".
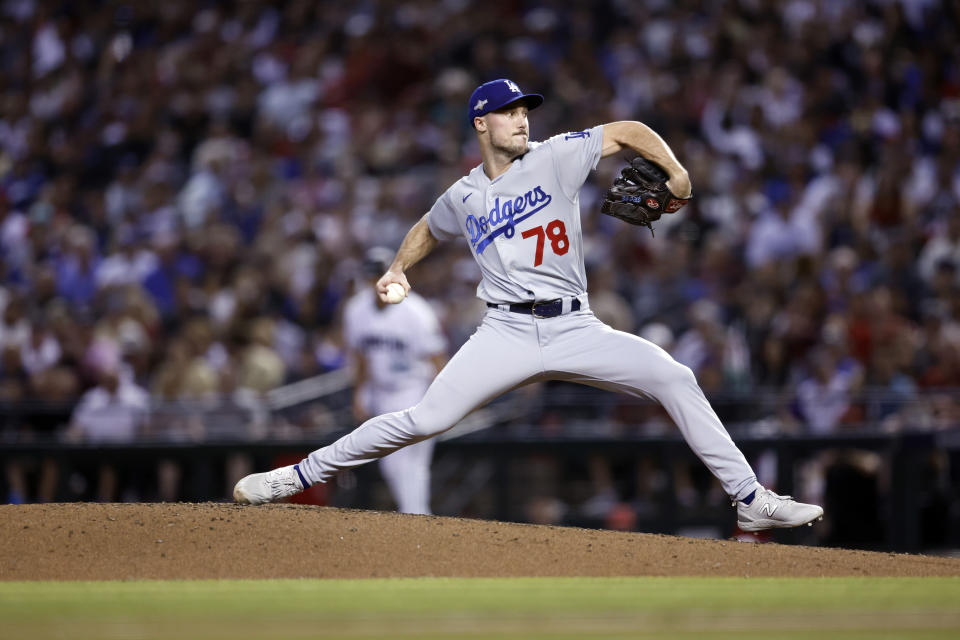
{"left": 300, "top": 305, "right": 758, "bottom": 501}
{"left": 363, "top": 384, "right": 436, "bottom": 515}
{"left": 379, "top": 438, "right": 434, "bottom": 515}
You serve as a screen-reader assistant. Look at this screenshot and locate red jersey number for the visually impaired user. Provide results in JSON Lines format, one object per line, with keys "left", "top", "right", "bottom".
{"left": 521, "top": 219, "right": 569, "bottom": 267}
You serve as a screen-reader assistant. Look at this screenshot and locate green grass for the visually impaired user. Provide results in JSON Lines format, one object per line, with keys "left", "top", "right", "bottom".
{"left": 2, "top": 577, "right": 958, "bottom": 639}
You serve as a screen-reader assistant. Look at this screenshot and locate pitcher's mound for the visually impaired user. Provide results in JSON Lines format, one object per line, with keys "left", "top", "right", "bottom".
{"left": 3, "top": 503, "right": 958, "bottom": 580}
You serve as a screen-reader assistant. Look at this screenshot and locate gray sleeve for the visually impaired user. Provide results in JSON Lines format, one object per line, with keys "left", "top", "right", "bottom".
{"left": 425, "top": 189, "right": 461, "bottom": 242}
{"left": 547, "top": 124, "right": 604, "bottom": 200}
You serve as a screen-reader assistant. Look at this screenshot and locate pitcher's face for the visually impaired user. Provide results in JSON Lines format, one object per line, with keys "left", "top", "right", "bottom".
{"left": 481, "top": 103, "right": 529, "bottom": 158}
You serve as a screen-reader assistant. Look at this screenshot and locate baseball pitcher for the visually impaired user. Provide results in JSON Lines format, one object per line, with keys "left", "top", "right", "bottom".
{"left": 236, "top": 79, "right": 823, "bottom": 532}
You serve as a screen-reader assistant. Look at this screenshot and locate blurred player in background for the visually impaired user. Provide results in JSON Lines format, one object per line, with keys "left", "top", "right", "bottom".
{"left": 342, "top": 247, "right": 447, "bottom": 514}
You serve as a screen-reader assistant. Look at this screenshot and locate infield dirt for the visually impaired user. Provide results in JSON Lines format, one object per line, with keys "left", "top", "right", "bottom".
{"left": 2, "top": 503, "right": 959, "bottom": 580}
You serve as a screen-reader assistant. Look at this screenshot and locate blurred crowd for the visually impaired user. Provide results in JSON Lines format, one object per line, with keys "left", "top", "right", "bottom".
{"left": 1, "top": 0, "right": 960, "bottom": 507}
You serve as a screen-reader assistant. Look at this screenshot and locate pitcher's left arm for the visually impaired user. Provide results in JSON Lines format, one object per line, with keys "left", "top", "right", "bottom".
{"left": 601, "top": 121, "right": 691, "bottom": 198}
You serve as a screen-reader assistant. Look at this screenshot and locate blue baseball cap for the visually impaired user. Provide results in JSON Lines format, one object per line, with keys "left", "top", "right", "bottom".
{"left": 468, "top": 78, "right": 543, "bottom": 126}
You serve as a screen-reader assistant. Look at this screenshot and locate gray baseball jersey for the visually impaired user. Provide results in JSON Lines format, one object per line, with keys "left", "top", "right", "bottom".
{"left": 427, "top": 125, "right": 602, "bottom": 304}
{"left": 299, "top": 126, "right": 760, "bottom": 504}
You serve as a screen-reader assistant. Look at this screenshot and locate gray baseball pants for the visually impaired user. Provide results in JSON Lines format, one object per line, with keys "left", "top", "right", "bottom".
{"left": 299, "top": 302, "right": 759, "bottom": 501}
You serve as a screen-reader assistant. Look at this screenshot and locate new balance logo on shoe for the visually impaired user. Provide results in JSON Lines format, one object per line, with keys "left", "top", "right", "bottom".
{"left": 736, "top": 487, "right": 824, "bottom": 531}
{"left": 759, "top": 502, "right": 779, "bottom": 517}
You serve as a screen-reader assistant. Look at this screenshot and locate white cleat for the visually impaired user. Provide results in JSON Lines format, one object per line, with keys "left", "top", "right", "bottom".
{"left": 233, "top": 465, "right": 306, "bottom": 505}
{"left": 736, "top": 487, "right": 824, "bottom": 532}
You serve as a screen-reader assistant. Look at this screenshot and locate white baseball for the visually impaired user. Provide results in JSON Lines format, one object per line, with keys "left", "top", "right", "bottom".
{"left": 384, "top": 282, "right": 407, "bottom": 304}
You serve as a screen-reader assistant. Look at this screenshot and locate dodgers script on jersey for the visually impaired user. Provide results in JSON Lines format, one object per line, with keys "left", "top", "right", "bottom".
{"left": 426, "top": 125, "right": 603, "bottom": 304}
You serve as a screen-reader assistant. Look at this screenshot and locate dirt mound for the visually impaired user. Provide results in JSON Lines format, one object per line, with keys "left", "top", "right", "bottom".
{"left": 2, "top": 503, "right": 958, "bottom": 580}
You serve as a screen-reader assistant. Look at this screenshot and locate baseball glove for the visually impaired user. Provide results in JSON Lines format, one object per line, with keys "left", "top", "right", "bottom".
{"left": 600, "top": 156, "right": 692, "bottom": 236}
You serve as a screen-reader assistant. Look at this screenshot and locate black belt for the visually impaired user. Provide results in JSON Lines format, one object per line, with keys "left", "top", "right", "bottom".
{"left": 487, "top": 298, "right": 581, "bottom": 318}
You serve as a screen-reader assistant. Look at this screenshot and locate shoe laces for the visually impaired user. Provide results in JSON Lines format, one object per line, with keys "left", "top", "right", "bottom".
{"left": 763, "top": 489, "right": 794, "bottom": 502}
{"left": 267, "top": 468, "right": 300, "bottom": 498}
{"left": 732, "top": 489, "right": 794, "bottom": 507}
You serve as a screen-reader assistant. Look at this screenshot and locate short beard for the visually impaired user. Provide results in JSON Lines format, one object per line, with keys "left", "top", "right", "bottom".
{"left": 491, "top": 132, "right": 527, "bottom": 159}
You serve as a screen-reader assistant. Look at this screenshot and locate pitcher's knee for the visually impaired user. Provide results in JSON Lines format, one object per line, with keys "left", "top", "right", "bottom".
{"left": 407, "top": 406, "right": 455, "bottom": 438}
{"left": 664, "top": 362, "right": 698, "bottom": 388}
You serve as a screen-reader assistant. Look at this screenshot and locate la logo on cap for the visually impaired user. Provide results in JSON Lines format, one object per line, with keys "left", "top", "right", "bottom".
{"left": 467, "top": 78, "right": 543, "bottom": 126}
